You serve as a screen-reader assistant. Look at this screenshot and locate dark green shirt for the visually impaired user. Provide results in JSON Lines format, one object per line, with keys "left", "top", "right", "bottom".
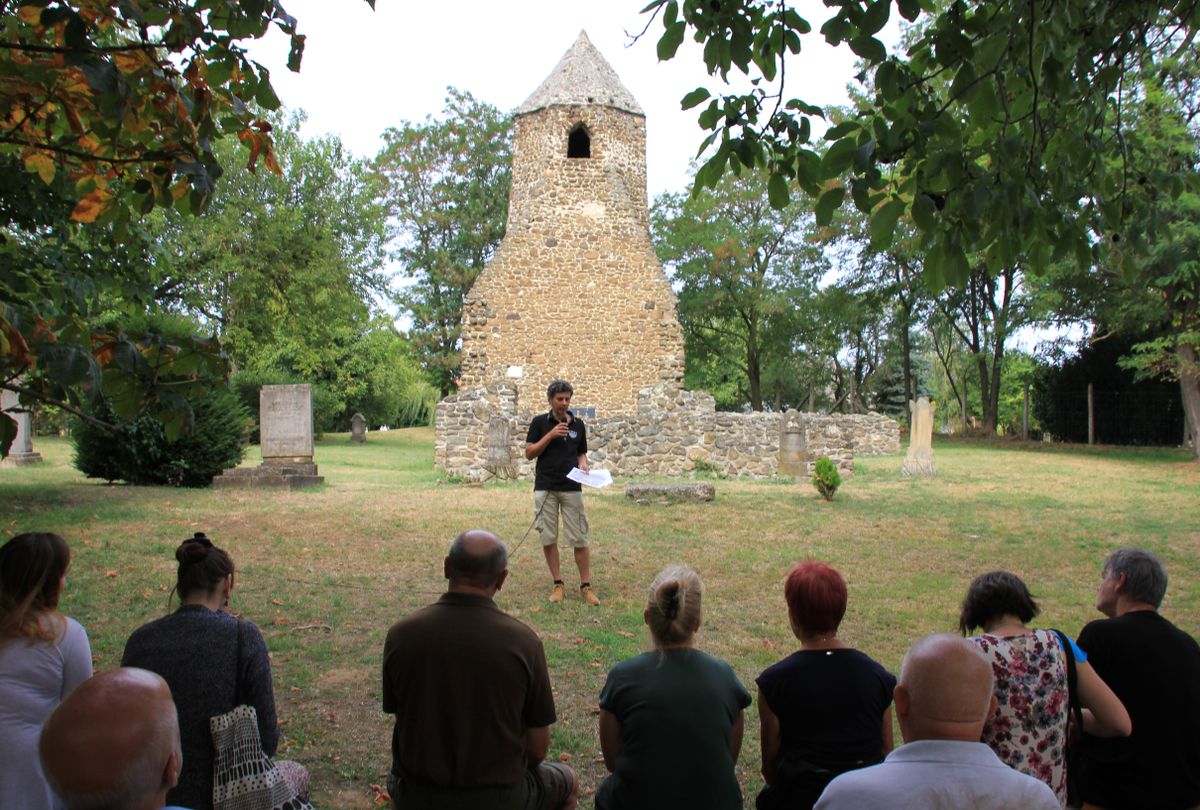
{"left": 597, "top": 648, "right": 751, "bottom": 810}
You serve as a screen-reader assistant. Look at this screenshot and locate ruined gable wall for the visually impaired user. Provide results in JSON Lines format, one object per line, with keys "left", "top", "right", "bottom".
{"left": 458, "top": 105, "right": 684, "bottom": 417}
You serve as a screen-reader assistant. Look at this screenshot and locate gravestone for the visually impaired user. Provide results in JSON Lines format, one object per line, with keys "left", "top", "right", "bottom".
{"left": 212, "top": 384, "right": 324, "bottom": 489}
{"left": 350, "top": 412, "right": 366, "bottom": 444}
{"left": 777, "top": 410, "right": 809, "bottom": 479}
{"left": 901, "top": 396, "right": 936, "bottom": 476}
{"left": 0, "top": 388, "right": 43, "bottom": 467}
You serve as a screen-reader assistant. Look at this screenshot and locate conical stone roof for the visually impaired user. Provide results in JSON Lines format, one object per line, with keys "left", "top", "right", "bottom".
{"left": 516, "top": 30, "right": 644, "bottom": 116}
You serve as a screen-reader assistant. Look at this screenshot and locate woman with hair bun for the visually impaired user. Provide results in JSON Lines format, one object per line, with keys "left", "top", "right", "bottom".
{"left": 0, "top": 532, "right": 92, "bottom": 810}
{"left": 755, "top": 561, "right": 895, "bottom": 810}
{"left": 121, "top": 532, "right": 308, "bottom": 809}
{"left": 595, "top": 564, "right": 751, "bottom": 809}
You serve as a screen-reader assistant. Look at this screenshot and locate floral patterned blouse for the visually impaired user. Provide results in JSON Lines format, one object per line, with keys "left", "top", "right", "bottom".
{"left": 969, "top": 629, "right": 1073, "bottom": 807}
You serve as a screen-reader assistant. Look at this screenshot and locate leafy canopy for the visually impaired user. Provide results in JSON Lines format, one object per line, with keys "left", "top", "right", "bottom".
{"left": 644, "top": 0, "right": 1200, "bottom": 288}
{"left": 1, "top": 0, "right": 374, "bottom": 456}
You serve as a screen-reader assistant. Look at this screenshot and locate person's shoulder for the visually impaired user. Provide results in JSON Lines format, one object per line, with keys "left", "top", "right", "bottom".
{"left": 607, "top": 651, "right": 656, "bottom": 677}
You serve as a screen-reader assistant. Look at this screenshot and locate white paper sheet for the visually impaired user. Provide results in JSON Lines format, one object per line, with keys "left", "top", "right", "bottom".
{"left": 567, "top": 467, "right": 613, "bottom": 488}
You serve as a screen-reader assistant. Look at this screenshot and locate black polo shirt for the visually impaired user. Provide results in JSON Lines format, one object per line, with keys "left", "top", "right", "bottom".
{"left": 526, "top": 411, "right": 587, "bottom": 492}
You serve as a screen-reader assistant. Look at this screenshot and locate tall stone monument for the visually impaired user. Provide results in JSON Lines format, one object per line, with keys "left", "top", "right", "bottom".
{"left": 455, "top": 31, "right": 684, "bottom": 418}
{"left": 901, "top": 396, "right": 936, "bottom": 476}
{"left": 212, "top": 384, "right": 324, "bottom": 489}
{"left": 0, "top": 388, "right": 43, "bottom": 467}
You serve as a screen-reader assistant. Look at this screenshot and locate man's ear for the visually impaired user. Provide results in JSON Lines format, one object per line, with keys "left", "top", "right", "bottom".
{"left": 494, "top": 569, "right": 509, "bottom": 592}
{"left": 893, "top": 684, "right": 910, "bottom": 718}
{"left": 164, "top": 749, "right": 182, "bottom": 789}
{"left": 1114, "top": 573, "right": 1129, "bottom": 594}
{"left": 443, "top": 557, "right": 452, "bottom": 582}
{"left": 986, "top": 693, "right": 999, "bottom": 721}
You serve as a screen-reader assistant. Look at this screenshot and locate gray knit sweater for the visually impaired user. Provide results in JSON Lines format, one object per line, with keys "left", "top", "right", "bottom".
{"left": 122, "top": 604, "right": 278, "bottom": 810}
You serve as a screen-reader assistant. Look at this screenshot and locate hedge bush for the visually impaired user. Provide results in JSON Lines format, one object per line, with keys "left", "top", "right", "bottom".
{"left": 811, "top": 456, "right": 842, "bottom": 501}
{"left": 73, "top": 388, "right": 250, "bottom": 487}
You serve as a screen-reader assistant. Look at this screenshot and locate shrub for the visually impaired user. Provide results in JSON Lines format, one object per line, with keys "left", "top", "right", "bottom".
{"left": 811, "top": 456, "right": 842, "bottom": 501}
{"left": 73, "top": 389, "right": 250, "bottom": 487}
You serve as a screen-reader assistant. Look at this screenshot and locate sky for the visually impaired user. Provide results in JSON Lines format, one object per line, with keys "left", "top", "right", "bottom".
{"left": 248, "top": 0, "right": 897, "bottom": 199}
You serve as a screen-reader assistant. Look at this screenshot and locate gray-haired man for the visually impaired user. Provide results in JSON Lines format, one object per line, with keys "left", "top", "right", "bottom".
{"left": 1076, "top": 547, "right": 1200, "bottom": 810}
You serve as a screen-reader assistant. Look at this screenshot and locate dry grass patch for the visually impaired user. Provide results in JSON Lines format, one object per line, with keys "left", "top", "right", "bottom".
{"left": 2, "top": 430, "right": 1197, "bottom": 808}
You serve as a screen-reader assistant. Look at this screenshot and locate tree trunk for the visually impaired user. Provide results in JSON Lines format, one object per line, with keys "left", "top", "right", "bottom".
{"left": 1179, "top": 342, "right": 1200, "bottom": 461}
{"left": 976, "top": 354, "right": 996, "bottom": 433}
{"left": 746, "top": 335, "right": 763, "bottom": 411}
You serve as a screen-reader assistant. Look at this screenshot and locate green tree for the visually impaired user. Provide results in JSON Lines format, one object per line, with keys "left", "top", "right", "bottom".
{"left": 643, "top": 0, "right": 1197, "bottom": 288}
{"left": 652, "top": 168, "right": 826, "bottom": 411}
{"left": 373, "top": 90, "right": 512, "bottom": 394}
{"left": 149, "top": 115, "right": 421, "bottom": 432}
{"left": 1, "top": 0, "right": 373, "bottom": 455}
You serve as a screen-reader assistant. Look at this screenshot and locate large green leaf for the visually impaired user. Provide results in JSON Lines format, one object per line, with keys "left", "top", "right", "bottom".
{"left": 869, "top": 198, "right": 907, "bottom": 250}
{"left": 815, "top": 185, "right": 846, "bottom": 226}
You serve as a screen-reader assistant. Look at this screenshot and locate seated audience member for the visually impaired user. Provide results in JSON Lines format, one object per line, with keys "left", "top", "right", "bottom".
{"left": 814, "top": 634, "right": 1060, "bottom": 809}
{"left": 121, "top": 533, "right": 309, "bottom": 809}
{"left": 382, "top": 529, "right": 578, "bottom": 810}
{"left": 0, "top": 532, "right": 92, "bottom": 810}
{"left": 595, "top": 564, "right": 752, "bottom": 809}
{"left": 1076, "top": 547, "right": 1200, "bottom": 810}
{"left": 39, "top": 667, "right": 186, "bottom": 810}
{"left": 959, "top": 570, "right": 1130, "bottom": 805}
{"left": 756, "top": 562, "right": 895, "bottom": 810}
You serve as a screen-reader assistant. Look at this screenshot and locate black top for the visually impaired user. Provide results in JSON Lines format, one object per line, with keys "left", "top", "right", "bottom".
{"left": 756, "top": 648, "right": 896, "bottom": 810}
{"left": 122, "top": 604, "right": 279, "bottom": 810}
{"left": 526, "top": 411, "right": 588, "bottom": 491}
{"left": 1077, "top": 610, "right": 1200, "bottom": 810}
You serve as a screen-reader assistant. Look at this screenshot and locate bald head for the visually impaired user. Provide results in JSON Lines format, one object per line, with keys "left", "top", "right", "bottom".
{"left": 40, "top": 668, "right": 181, "bottom": 810}
{"left": 444, "top": 530, "right": 509, "bottom": 591}
{"left": 894, "top": 633, "right": 996, "bottom": 743}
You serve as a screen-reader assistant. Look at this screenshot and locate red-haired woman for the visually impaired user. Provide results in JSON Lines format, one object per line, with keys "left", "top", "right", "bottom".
{"left": 755, "top": 562, "right": 895, "bottom": 810}
{"left": 0, "top": 532, "right": 93, "bottom": 810}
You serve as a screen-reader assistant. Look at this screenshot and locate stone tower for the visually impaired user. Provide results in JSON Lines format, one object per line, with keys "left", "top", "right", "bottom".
{"left": 456, "top": 31, "right": 684, "bottom": 418}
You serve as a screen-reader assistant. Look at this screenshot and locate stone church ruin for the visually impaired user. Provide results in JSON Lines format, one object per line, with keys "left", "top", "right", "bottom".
{"left": 435, "top": 33, "right": 897, "bottom": 481}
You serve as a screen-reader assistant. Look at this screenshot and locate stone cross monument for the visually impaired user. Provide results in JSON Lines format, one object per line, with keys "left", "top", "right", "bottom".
{"left": 455, "top": 31, "right": 684, "bottom": 419}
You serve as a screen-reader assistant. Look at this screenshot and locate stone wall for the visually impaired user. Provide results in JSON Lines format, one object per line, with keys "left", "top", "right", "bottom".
{"left": 435, "top": 383, "right": 900, "bottom": 482}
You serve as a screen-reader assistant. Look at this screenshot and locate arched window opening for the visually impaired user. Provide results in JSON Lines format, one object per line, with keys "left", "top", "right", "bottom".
{"left": 568, "top": 125, "right": 591, "bottom": 158}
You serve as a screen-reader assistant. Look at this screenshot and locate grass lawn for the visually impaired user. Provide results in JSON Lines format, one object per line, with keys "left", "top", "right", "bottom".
{"left": 3, "top": 430, "right": 1198, "bottom": 808}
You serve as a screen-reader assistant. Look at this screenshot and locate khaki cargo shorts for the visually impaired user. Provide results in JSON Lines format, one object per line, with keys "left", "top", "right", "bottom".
{"left": 534, "top": 490, "right": 589, "bottom": 548}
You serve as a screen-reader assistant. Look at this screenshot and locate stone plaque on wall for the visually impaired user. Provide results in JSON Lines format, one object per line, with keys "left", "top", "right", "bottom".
{"left": 260, "top": 384, "right": 314, "bottom": 461}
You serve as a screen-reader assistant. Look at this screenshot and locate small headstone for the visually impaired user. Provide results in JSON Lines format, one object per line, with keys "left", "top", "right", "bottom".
{"left": 484, "top": 415, "right": 517, "bottom": 480}
{"left": 350, "top": 412, "right": 366, "bottom": 444}
{"left": 901, "top": 396, "right": 936, "bottom": 476}
{"left": 777, "top": 409, "right": 808, "bottom": 479}
{"left": 0, "top": 388, "right": 44, "bottom": 467}
{"left": 212, "top": 384, "right": 324, "bottom": 489}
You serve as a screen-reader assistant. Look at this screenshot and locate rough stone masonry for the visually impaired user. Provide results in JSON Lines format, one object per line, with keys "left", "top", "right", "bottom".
{"left": 435, "top": 32, "right": 898, "bottom": 481}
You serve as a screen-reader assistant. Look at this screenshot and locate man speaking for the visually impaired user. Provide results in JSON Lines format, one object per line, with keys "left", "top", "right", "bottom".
{"left": 525, "top": 379, "right": 599, "bottom": 605}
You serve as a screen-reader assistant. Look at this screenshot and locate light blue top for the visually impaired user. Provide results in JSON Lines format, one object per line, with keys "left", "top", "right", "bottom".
{"left": 815, "top": 739, "right": 1061, "bottom": 810}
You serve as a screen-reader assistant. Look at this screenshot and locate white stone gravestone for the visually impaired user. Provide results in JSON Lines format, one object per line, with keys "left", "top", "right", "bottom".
{"left": 212, "top": 384, "right": 323, "bottom": 489}
{"left": 1, "top": 388, "right": 43, "bottom": 467}
{"left": 901, "top": 396, "right": 936, "bottom": 476}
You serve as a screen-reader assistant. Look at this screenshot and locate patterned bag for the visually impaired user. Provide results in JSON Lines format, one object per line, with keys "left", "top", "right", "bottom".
{"left": 210, "top": 703, "right": 314, "bottom": 810}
